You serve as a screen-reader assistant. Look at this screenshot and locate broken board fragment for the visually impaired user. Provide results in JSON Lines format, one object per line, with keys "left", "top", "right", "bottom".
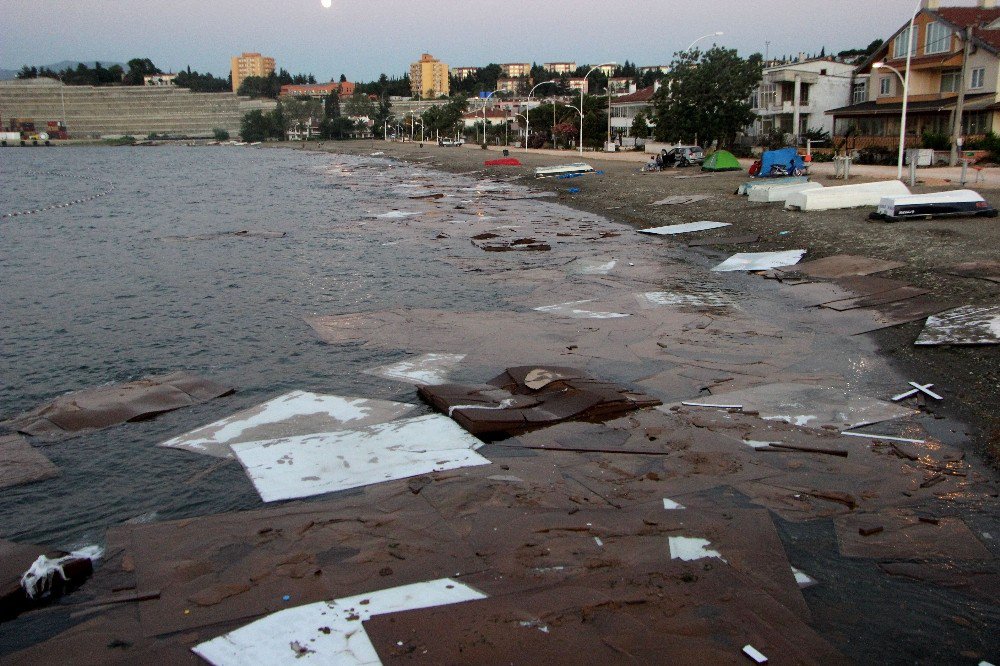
{"left": 364, "top": 353, "right": 466, "bottom": 386}
{"left": 1, "top": 372, "right": 235, "bottom": 441}
{"left": 638, "top": 221, "right": 731, "bottom": 235}
{"left": 914, "top": 305, "right": 1000, "bottom": 346}
{"left": 193, "top": 578, "right": 487, "bottom": 665}
{"left": 775, "top": 254, "right": 905, "bottom": 279}
{"left": 230, "top": 414, "right": 490, "bottom": 502}
{"left": 675, "top": 383, "right": 915, "bottom": 431}
{"left": 533, "top": 300, "right": 630, "bottom": 319}
{"left": 0, "top": 434, "right": 59, "bottom": 488}
{"left": 419, "top": 366, "right": 661, "bottom": 438}
{"left": 158, "top": 391, "right": 417, "bottom": 458}
{"left": 649, "top": 195, "right": 712, "bottom": 206}
{"left": 711, "top": 250, "right": 806, "bottom": 272}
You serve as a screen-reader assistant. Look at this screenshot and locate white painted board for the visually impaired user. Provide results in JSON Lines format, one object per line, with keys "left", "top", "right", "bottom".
{"left": 159, "top": 391, "right": 417, "bottom": 458}
{"left": 638, "top": 221, "right": 731, "bottom": 235}
{"left": 231, "top": 414, "right": 490, "bottom": 502}
{"left": 534, "top": 300, "right": 630, "bottom": 319}
{"left": 193, "top": 578, "right": 487, "bottom": 666}
{"left": 365, "top": 353, "right": 466, "bottom": 386}
{"left": 915, "top": 305, "right": 1000, "bottom": 346}
{"left": 711, "top": 250, "right": 806, "bottom": 272}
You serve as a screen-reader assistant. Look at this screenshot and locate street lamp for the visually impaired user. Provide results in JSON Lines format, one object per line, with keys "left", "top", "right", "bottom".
{"left": 481, "top": 90, "right": 501, "bottom": 145}
{"left": 875, "top": 0, "right": 921, "bottom": 180}
{"left": 579, "top": 62, "right": 617, "bottom": 155}
{"left": 524, "top": 79, "right": 557, "bottom": 153}
{"left": 685, "top": 31, "right": 723, "bottom": 53}
{"left": 873, "top": 61, "right": 909, "bottom": 179}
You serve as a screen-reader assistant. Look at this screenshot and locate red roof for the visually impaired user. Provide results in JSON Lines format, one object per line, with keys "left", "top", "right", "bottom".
{"left": 612, "top": 86, "right": 656, "bottom": 104}
{"left": 935, "top": 6, "right": 1000, "bottom": 52}
{"left": 935, "top": 7, "right": 1000, "bottom": 28}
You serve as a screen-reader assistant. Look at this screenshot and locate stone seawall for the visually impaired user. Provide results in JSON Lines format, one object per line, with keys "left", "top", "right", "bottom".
{"left": 0, "top": 79, "right": 276, "bottom": 138}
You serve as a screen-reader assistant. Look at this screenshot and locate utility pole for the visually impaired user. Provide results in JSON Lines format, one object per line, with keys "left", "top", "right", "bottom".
{"left": 950, "top": 25, "right": 973, "bottom": 167}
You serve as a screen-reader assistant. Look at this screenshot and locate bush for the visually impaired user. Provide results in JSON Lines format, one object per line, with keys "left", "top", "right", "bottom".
{"left": 921, "top": 131, "right": 950, "bottom": 150}
{"left": 103, "top": 135, "right": 137, "bottom": 146}
{"left": 213, "top": 128, "right": 230, "bottom": 141}
{"left": 854, "top": 146, "right": 895, "bottom": 165}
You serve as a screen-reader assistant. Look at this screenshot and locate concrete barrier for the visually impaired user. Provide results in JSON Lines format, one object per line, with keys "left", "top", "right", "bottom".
{"left": 785, "top": 180, "right": 911, "bottom": 212}
{"left": 749, "top": 182, "right": 824, "bottom": 203}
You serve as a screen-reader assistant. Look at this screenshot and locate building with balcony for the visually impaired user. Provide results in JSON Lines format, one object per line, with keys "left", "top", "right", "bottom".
{"left": 567, "top": 78, "right": 589, "bottom": 94}
{"left": 231, "top": 52, "right": 276, "bottom": 93}
{"left": 410, "top": 53, "right": 450, "bottom": 99}
{"left": 144, "top": 73, "right": 177, "bottom": 87}
{"left": 748, "top": 58, "right": 855, "bottom": 139}
{"left": 544, "top": 62, "right": 577, "bottom": 75}
{"left": 829, "top": 0, "right": 1000, "bottom": 149}
{"left": 279, "top": 81, "right": 356, "bottom": 98}
{"left": 501, "top": 63, "right": 531, "bottom": 78}
{"left": 496, "top": 77, "right": 523, "bottom": 94}
{"left": 452, "top": 67, "right": 480, "bottom": 80}
{"left": 610, "top": 85, "right": 658, "bottom": 137}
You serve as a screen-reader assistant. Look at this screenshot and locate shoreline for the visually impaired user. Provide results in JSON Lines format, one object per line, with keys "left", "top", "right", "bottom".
{"left": 298, "top": 139, "right": 1000, "bottom": 465}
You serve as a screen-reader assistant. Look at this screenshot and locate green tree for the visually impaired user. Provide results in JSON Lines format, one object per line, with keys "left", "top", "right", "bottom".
{"left": 175, "top": 66, "right": 230, "bottom": 92}
{"left": 240, "top": 110, "right": 277, "bottom": 142}
{"left": 653, "top": 47, "right": 761, "bottom": 147}
{"left": 343, "top": 93, "right": 377, "bottom": 118}
{"left": 238, "top": 74, "right": 281, "bottom": 98}
{"left": 630, "top": 111, "right": 651, "bottom": 139}
{"left": 123, "top": 58, "right": 160, "bottom": 85}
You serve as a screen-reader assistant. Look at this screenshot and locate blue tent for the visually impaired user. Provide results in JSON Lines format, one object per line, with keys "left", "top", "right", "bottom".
{"left": 758, "top": 147, "right": 804, "bottom": 177}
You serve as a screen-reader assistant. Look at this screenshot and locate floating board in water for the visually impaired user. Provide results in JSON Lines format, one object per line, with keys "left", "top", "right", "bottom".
{"left": 869, "top": 190, "right": 998, "bottom": 221}
{"left": 534, "top": 163, "right": 594, "bottom": 178}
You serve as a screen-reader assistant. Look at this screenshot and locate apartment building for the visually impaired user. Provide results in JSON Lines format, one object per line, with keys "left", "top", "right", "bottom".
{"left": 410, "top": 54, "right": 450, "bottom": 99}
{"left": 748, "top": 58, "right": 855, "bottom": 138}
{"left": 452, "top": 67, "right": 480, "bottom": 80}
{"left": 830, "top": 0, "right": 1000, "bottom": 147}
{"left": 544, "top": 62, "right": 577, "bottom": 75}
{"left": 501, "top": 63, "right": 531, "bottom": 78}
{"left": 231, "top": 52, "right": 276, "bottom": 93}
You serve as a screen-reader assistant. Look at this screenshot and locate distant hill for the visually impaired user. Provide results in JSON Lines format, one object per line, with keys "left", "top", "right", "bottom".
{"left": 0, "top": 61, "right": 126, "bottom": 80}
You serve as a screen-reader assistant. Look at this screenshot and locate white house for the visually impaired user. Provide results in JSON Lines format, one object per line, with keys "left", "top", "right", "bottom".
{"left": 747, "top": 58, "right": 855, "bottom": 139}
{"left": 610, "top": 85, "right": 657, "bottom": 137}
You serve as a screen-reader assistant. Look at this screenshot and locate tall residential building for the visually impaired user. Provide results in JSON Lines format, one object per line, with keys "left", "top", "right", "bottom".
{"left": 453, "top": 67, "right": 480, "bottom": 80}
{"left": 501, "top": 63, "right": 531, "bottom": 78}
{"left": 544, "top": 62, "right": 577, "bottom": 75}
{"left": 231, "top": 52, "right": 276, "bottom": 93}
{"left": 410, "top": 53, "right": 450, "bottom": 99}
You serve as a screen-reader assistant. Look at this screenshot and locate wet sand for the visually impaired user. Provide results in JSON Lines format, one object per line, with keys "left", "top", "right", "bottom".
{"left": 320, "top": 140, "right": 1000, "bottom": 465}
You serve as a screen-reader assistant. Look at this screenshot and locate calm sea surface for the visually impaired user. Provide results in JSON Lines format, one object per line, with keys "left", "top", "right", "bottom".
{"left": 0, "top": 146, "right": 525, "bottom": 547}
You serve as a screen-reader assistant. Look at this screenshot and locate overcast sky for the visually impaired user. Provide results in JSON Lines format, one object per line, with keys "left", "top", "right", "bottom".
{"left": 2, "top": 0, "right": 984, "bottom": 81}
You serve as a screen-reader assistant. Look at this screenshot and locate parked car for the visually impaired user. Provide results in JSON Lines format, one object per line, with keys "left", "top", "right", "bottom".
{"left": 660, "top": 145, "right": 704, "bottom": 167}
{"left": 438, "top": 138, "right": 464, "bottom": 147}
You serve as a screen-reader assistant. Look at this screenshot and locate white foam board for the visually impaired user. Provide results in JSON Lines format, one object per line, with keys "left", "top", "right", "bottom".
{"left": 711, "top": 250, "right": 806, "bottom": 272}
{"left": 534, "top": 300, "right": 630, "bottom": 319}
{"left": 915, "top": 305, "right": 1000, "bottom": 346}
{"left": 231, "top": 414, "right": 490, "bottom": 502}
{"left": 638, "top": 221, "right": 731, "bottom": 235}
{"left": 159, "top": 391, "right": 417, "bottom": 458}
{"left": 365, "top": 353, "right": 466, "bottom": 386}
{"left": 193, "top": 578, "right": 487, "bottom": 665}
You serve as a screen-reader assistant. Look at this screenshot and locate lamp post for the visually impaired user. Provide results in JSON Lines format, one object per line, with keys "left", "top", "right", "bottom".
{"left": 685, "top": 31, "right": 724, "bottom": 53}
{"left": 877, "top": 0, "right": 921, "bottom": 180}
{"left": 481, "top": 90, "right": 500, "bottom": 145}
{"left": 524, "top": 80, "right": 557, "bottom": 152}
{"left": 873, "top": 60, "right": 910, "bottom": 181}
{"left": 579, "top": 62, "right": 617, "bottom": 155}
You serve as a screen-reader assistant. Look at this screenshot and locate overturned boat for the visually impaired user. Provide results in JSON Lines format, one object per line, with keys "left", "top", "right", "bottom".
{"left": 534, "top": 163, "right": 594, "bottom": 178}
{"left": 869, "top": 189, "right": 999, "bottom": 222}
